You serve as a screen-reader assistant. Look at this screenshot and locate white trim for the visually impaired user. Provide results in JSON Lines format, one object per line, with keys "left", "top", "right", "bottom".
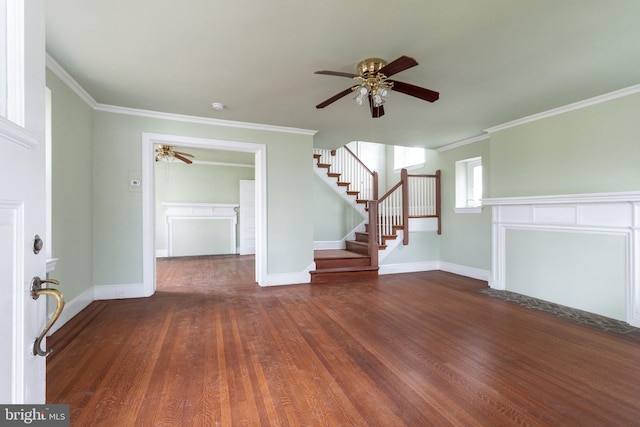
{"left": 97, "top": 104, "right": 316, "bottom": 136}
{"left": 454, "top": 207, "right": 483, "bottom": 214}
{"left": 45, "top": 54, "right": 97, "bottom": 108}
{"left": 47, "top": 286, "right": 94, "bottom": 335}
{"left": 0, "top": 116, "right": 38, "bottom": 148}
{"left": 485, "top": 84, "right": 640, "bottom": 134}
{"left": 379, "top": 261, "right": 439, "bottom": 275}
{"left": 439, "top": 261, "right": 491, "bottom": 282}
{"left": 437, "top": 134, "right": 489, "bottom": 152}
{"left": 45, "top": 258, "right": 58, "bottom": 273}
{"left": 143, "top": 132, "right": 268, "bottom": 290}
{"left": 192, "top": 160, "right": 254, "bottom": 168}
{"left": 485, "top": 192, "right": 640, "bottom": 327}
{"left": 45, "top": 55, "right": 317, "bottom": 136}
{"left": 94, "top": 282, "right": 148, "bottom": 300}
{"left": 263, "top": 271, "right": 310, "bottom": 286}
{"left": 484, "top": 191, "right": 640, "bottom": 206}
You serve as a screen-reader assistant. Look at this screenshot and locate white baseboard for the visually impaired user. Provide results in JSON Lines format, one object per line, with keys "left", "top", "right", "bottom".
{"left": 379, "top": 261, "right": 439, "bottom": 275}
{"left": 94, "top": 282, "right": 151, "bottom": 300}
{"left": 48, "top": 286, "right": 95, "bottom": 336}
{"left": 156, "top": 249, "right": 168, "bottom": 258}
{"left": 439, "top": 262, "right": 491, "bottom": 281}
{"left": 379, "top": 260, "right": 490, "bottom": 281}
{"left": 263, "top": 264, "right": 312, "bottom": 286}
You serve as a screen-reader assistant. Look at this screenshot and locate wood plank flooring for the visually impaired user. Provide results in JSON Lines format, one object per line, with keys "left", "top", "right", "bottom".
{"left": 47, "top": 255, "right": 640, "bottom": 426}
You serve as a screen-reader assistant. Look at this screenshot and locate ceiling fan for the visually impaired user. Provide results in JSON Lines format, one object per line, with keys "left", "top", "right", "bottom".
{"left": 155, "top": 145, "right": 195, "bottom": 164}
{"left": 315, "top": 55, "right": 439, "bottom": 118}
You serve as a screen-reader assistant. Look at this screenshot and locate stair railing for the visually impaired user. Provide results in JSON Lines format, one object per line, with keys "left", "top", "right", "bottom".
{"left": 372, "top": 169, "right": 441, "bottom": 248}
{"left": 407, "top": 169, "right": 441, "bottom": 236}
{"left": 331, "top": 146, "right": 378, "bottom": 201}
{"left": 375, "top": 179, "right": 405, "bottom": 246}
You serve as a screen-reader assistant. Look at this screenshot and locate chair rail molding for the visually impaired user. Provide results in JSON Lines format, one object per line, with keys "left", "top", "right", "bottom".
{"left": 484, "top": 191, "right": 640, "bottom": 327}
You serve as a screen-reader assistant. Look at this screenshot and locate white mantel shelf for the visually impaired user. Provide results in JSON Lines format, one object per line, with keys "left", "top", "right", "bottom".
{"left": 483, "top": 191, "right": 640, "bottom": 327}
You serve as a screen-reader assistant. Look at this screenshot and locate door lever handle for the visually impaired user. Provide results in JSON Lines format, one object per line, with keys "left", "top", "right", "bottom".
{"left": 31, "top": 276, "right": 65, "bottom": 357}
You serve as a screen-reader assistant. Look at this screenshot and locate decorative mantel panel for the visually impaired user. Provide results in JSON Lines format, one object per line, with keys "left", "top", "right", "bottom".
{"left": 163, "top": 203, "right": 239, "bottom": 257}
{"left": 484, "top": 192, "right": 640, "bottom": 327}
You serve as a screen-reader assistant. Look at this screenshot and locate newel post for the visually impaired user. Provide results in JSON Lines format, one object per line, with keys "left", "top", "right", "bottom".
{"left": 436, "top": 169, "right": 442, "bottom": 235}
{"left": 401, "top": 168, "right": 409, "bottom": 245}
{"left": 373, "top": 171, "right": 379, "bottom": 200}
{"left": 368, "top": 200, "right": 379, "bottom": 268}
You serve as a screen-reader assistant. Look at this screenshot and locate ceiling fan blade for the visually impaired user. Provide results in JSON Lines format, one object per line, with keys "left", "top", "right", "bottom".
{"left": 388, "top": 80, "right": 440, "bottom": 103}
{"left": 368, "top": 95, "right": 385, "bottom": 118}
{"left": 316, "top": 87, "right": 355, "bottom": 109}
{"left": 315, "top": 70, "right": 359, "bottom": 78}
{"left": 378, "top": 55, "right": 419, "bottom": 77}
{"left": 173, "top": 153, "right": 193, "bottom": 164}
{"left": 173, "top": 151, "right": 194, "bottom": 158}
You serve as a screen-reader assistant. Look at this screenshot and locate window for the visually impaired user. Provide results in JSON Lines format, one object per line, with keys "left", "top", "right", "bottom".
{"left": 0, "top": 0, "right": 25, "bottom": 126}
{"left": 455, "top": 157, "right": 483, "bottom": 212}
{"left": 393, "top": 145, "right": 425, "bottom": 172}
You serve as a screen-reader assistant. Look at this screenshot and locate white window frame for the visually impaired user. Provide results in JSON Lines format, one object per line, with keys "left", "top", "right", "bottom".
{"left": 0, "top": 0, "right": 25, "bottom": 127}
{"left": 393, "top": 145, "right": 425, "bottom": 173}
{"left": 455, "top": 156, "right": 483, "bottom": 213}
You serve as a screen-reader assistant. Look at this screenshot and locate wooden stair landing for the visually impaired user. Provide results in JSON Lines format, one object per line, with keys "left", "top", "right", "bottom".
{"left": 310, "top": 250, "right": 379, "bottom": 283}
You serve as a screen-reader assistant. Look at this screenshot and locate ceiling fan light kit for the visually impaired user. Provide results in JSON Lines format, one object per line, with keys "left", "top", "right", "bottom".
{"left": 315, "top": 55, "right": 439, "bottom": 118}
{"left": 155, "top": 145, "right": 195, "bottom": 164}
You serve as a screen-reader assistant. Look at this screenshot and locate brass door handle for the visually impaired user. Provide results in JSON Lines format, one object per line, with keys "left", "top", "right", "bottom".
{"left": 31, "top": 276, "right": 65, "bottom": 357}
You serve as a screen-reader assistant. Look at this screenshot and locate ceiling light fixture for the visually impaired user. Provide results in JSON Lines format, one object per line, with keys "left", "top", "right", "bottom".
{"left": 211, "top": 102, "right": 225, "bottom": 111}
{"left": 155, "top": 145, "right": 194, "bottom": 164}
{"left": 353, "top": 58, "right": 393, "bottom": 108}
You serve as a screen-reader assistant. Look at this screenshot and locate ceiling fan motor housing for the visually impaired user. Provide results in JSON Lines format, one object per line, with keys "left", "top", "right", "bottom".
{"left": 357, "top": 58, "right": 387, "bottom": 77}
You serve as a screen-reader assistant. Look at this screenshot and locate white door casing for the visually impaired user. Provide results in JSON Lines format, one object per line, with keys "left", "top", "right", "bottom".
{"left": 239, "top": 180, "right": 256, "bottom": 255}
{"left": 142, "top": 133, "right": 267, "bottom": 290}
{"left": 0, "top": 0, "right": 48, "bottom": 403}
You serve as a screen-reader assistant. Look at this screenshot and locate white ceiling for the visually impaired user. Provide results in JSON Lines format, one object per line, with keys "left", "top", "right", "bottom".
{"left": 45, "top": 0, "right": 640, "bottom": 149}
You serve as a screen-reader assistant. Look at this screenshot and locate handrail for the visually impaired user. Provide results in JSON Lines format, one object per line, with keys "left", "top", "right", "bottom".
{"left": 333, "top": 146, "right": 378, "bottom": 201}
{"left": 313, "top": 147, "right": 442, "bottom": 267}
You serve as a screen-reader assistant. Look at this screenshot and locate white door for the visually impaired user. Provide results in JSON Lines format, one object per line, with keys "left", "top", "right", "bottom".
{"left": 0, "top": 0, "right": 48, "bottom": 403}
{"left": 239, "top": 180, "right": 256, "bottom": 255}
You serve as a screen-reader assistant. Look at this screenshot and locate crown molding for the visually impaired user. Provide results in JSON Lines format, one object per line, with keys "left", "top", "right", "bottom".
{"left": 94, "top": 104, "right": 317, "bottom": 136}
{"left": 485, "top": 84, "right": 640, "bottom": 134}
{"left": 437, "top": 134, "right": 489, "bottom": 152}
{"left": 45, "top": 54, "right": 317, "bottom": 137}
{"left": 46, "top": 54, "right": 97, "bottom": 108}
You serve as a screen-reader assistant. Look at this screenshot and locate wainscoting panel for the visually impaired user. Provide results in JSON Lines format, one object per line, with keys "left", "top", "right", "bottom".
{"left": 484, "top": 191, "right": 640, "bottom": 327}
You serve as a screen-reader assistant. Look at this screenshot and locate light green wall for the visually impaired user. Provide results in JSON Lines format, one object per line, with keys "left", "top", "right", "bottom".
{"left": 437, "top": 140, "right": 492, "bottom": 271}
{"left": 506, "top": 229, "right": 627, "bottom": 320}
{"left": 381, "top": 231, "right": 439, "bottom": 264}
{"left": 313, "top": 174, "right": 364, "bottom": 241}
{"left": 46, "top": 70, "right": 94, "bottom": 302}
{"left": 488, "top": 92, "right": 640, "bottom": 321}
{"left": 155, "top": 154, "right": 255, "bottom": 254}
{"left": 490, "top": 92, "right": 640, "bottom": 197}
{"left": 92, "top": 111, "right": 314, "bottom": 285}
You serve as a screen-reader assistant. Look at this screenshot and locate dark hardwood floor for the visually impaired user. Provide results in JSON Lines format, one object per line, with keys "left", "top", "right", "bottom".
{"left": 47, "top": 255, "right": 640, "bottom": 426}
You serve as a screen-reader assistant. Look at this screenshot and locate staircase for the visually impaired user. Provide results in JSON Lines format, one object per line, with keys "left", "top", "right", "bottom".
{"left": 311, "top": 147, "right": 380, "bottom": 282}
{"left": 311, "top": 146, "right": 441, "bottom": 284}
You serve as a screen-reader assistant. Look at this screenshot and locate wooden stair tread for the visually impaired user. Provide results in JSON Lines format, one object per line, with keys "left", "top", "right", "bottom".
{"left": 310, "top": 265, "right": 379, "bottom": 274}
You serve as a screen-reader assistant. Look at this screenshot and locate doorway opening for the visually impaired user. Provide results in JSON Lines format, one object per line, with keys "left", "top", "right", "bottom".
{"left": 141, "top": 133, "right": 267, "bottom": 296}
